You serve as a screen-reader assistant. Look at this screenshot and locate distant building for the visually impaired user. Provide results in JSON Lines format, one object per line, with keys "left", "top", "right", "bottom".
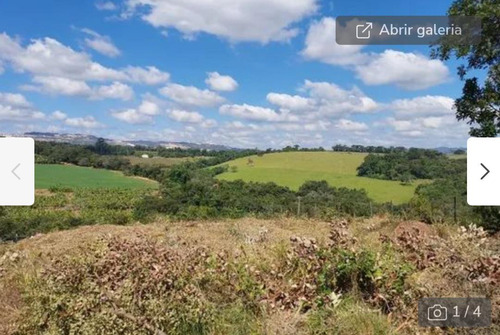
{"left": 141, "top": 154, "right": 150, "bottom": 159}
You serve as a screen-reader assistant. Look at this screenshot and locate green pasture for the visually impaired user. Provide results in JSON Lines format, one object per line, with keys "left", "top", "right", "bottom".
{"left": 217, "top": 152, "right": 426, "bottom": 204}
{"left": 35, "top": 164, "right": 157, "bottom": 190}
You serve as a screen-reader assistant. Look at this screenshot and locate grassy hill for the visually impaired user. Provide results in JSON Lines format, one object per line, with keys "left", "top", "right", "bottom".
{"left": 1, "top": 218, "right": 497, "bottom": 334}
{"left": 217, "top": 152, "right": 425, "bottom": 204}
{"left": 35, "top": 164, "right": 157, "bottom": 189}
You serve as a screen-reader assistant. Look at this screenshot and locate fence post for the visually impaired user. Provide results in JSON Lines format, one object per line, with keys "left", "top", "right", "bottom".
{"left": 297, "top": 196, "right": 302, "bottom": 217}
{"left": 454, "top": 196, "right": 457, "bottom": 224}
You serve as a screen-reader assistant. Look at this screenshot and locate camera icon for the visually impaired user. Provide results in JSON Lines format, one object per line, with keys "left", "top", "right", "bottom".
{"left": 428, "top": 304, "right": 448, "bottom": 321}
{"left": 356, "top": 22, "right": 373, "bottom": 39}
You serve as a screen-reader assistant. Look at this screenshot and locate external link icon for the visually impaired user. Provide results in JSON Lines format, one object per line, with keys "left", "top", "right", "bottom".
{"left": 356, "top": 22, "right": 373, "bottom": 39}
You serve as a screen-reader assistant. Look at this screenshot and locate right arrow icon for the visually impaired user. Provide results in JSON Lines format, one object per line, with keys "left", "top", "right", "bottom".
{"left": 480, "top": 163, "right": 490, "bottom": 180}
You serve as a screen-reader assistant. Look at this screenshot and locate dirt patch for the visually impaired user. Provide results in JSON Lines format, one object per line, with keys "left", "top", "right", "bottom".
{"left": 394, "top": 221, "right": 436, "bottom": 240}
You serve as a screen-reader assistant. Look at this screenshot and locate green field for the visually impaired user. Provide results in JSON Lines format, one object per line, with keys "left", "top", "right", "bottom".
{"left": 217, "top": 152, "right": 426, "bottom": 204}
{"left": 35, "top": 164, "right": 157, "bottom": 190}
{"left": 121, "top": 155, "right": 201, "bottom": 166}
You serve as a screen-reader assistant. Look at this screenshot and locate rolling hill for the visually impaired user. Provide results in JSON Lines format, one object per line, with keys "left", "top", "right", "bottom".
{"left": 217, "top": 151, "right": 425, "bottom": 204}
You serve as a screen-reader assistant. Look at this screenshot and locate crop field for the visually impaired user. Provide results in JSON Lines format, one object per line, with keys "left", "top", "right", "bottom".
{"left": 122, "top": 155, "right": 201, "bottom": 166}
{"left": 217, "top": 152, "right": 425, "bottom": 204}
{"left": 35, "top": 164, "right": 157, "bottom": 190}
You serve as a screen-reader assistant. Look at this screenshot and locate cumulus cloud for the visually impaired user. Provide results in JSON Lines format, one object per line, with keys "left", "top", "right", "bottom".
{"left": 355, "top": 50, "right": 449, "bottom": 90}
{"left": 95, "top": 1, "right": 117, "bottom": 10}
{"left": 301, "top": 80, "right": 377, "bottom": 115}
{"left": 302, "top": 17, "right": 366, "bottom": 66}
{"left": 388, "top": 95, "right": 455, "bottom": 119}
{"left": 124, "top": 0, "right": 317, "bottom": 43}
{"left": 64, "top": 116, "right": 103, "bottom": 128}
{"left": 0, "top": 33, "right": 169, "bottom": 86}
{"left": 81, "top": 28, "right": 121, "bottom": 58}
{"left": 51, "top": 110, "right": 67, "bottom": 120}
{"left": 94, "top": 81, "right": 134, "bottom": 100}
{"left": 201, "top": 119, "right": 217, "bottom": 128}
{"left": 0, "top": 92, "right": 32, "bottom": 108}
{"left": 266, "top": 93, "right": 313, "bottom": 112}
{"left": 47, "top": 110, "right": 104, "bottom": 129}
{"left": 220, "top": 103, "right": 298, "bottom": 122}
{"left": 335, "top": 119, "right": 369, "bottom": 131}
{"left": 265, "top": 80, "right": 377, "bottom": 121}
{"left": 379, "top": 95, "right": 467, "bottom": 143}
{"left": 301, "top": 18, "right": 449, "bottom": 90}
{"left": 159, "top": 83, "right": 225, "bottom": 107}
{"left": 111, "top": 96, "right": 162, "bottom": 124}
{"left": 112, "top": 109, "right": 154, "bottom": 124}
{"left": 0, "top": 92, "right": 44, "bottom": 121}
{"left": 167, "top": 109, "right": 204, "bottom": 123}
{"left": 205, "top": 72, "right": 238, "bottom": 91}
{"left": 138, "top": 99, "right": 160, "bottom": 116}
{"left": 124, "top": 66, "right": 170, "bottom": 85}
{"left": 24, "top": 76, "right": 133, "bottom": 101}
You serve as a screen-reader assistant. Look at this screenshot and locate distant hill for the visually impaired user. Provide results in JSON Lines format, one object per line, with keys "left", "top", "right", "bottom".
{"left": 21, "top": 132, "right": 238, "bottom": 151}
{"left": 434, "top": 147, "right": 467, "bottom": 154}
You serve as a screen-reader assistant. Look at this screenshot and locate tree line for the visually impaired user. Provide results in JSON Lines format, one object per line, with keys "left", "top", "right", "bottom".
{"left": 356, "top": 148, "right": 466, "bottom": 182}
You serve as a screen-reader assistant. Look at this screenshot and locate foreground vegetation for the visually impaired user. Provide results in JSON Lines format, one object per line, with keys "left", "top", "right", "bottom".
{"left": 1, "top": 217, "right": 498, "bottom": 334}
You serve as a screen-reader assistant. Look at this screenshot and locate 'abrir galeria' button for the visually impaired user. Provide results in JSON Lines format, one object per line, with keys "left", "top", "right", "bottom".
{"left": 0, "top": 137, "right": 35, "bottom": 206}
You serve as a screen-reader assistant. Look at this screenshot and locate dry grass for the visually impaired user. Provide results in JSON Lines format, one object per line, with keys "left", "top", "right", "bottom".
{"left": 1, "top": 217, "right": 498, "bottom": 334}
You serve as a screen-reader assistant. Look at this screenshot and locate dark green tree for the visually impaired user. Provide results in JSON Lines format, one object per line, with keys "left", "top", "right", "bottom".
{"left": 432, "top": 0, "right": 499, "bottom": 136}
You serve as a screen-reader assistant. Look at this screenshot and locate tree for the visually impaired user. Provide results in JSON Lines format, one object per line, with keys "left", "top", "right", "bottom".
{"left": 432, "top": 0, "right": 499, "bottom": 136}
{"left": 94, "top": 138, "right": 111, "bottom": 155}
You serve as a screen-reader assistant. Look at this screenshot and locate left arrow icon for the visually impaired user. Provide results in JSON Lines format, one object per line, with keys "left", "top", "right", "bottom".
{"left": 12, "top": 163, "right": 21, "bottom": 180}
{"left": 480, "top": 163, "right": 490, "bottom": 180}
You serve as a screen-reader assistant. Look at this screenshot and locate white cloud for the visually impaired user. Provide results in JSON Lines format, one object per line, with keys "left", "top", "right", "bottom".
{"left": 167, "top": 109, "right": 204, "bottom": 123}
{"left": 160, "top": 83, "right": 225, "bottom": 107}
{"left": 335, "top": 119, "right": 368, "bottom": 131}
{"left": 112, "top": 108, "right": 154, "bottom": 124}
{"left": 124, "top": 66, "right": 170, "bottom": 85}
{"left": 81, "top": 28, "right": 121, "bottom": 58}
{"left": 138, "top": 99, "right": 160, "bottom": 116}
{"left": 111, "top": 95, "right": 163, "bottom": 124}
{"left": 266, "top": 80, "right": 377, "bottom": 121}
{"left": 25, "top": 76, "right": 133, "bottom": 101}
{"left": 388, "top": 95, "right": 454, "bottom": 119}
{"left": 0, "top": 33, "right": 169, "bottom": 86}
{"left": 0, "top": 92, "right": 44, "bottom": 122}
{"left": 28, "top": 76, "right": 93, "bottom": 96}
{"left": 0, "top": 92, "right": 32, "bottom": 108}
{"left": 51, "top": 110, "right": 68, "bottom": 120}
{"left": 220, "top": 103, "right": 298, "bottom": 122}
{"left": 205, "top": 72, "right": 238, "bottom": 91}
{"left": 201, "top": 119, "right": 218, "bottom": 128}
{"left": 301, "top": 80, "right": 377, "bottom": 115}
{"left": 0, "top": 106, "right": 43, "bottom": 122}
{"left": 0, "top": 34, "right": 124, "bottom": 81}
{"left": 266, "top": 93, "right": 313, "bottom": 112}
{"left": 95, "top": 1, "right": 117, "bottom": 10}
{"left": 124, "top": 0, "right": 317, "bottom": 43}
{"left": 48, "top": 111, "right": 104, "bottom": 129}
{"left": 301, "top": 18, "right": 449, "bottom": 90}
{"left": 302, "top": 17, "right": 366, "bottom": 66}
{"left": 355, "top": 50, "right": 449, "bottom": 90}
{"left": 94, "top": 81, "right": 134, "bottom": 100}
{"left": 64, "top": 116, "right": 103, "bottom": 128}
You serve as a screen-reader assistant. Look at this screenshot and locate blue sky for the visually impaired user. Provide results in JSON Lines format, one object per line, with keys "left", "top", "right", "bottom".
{"left": 0, "top": 0, "right": 474, "bottom": 148}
